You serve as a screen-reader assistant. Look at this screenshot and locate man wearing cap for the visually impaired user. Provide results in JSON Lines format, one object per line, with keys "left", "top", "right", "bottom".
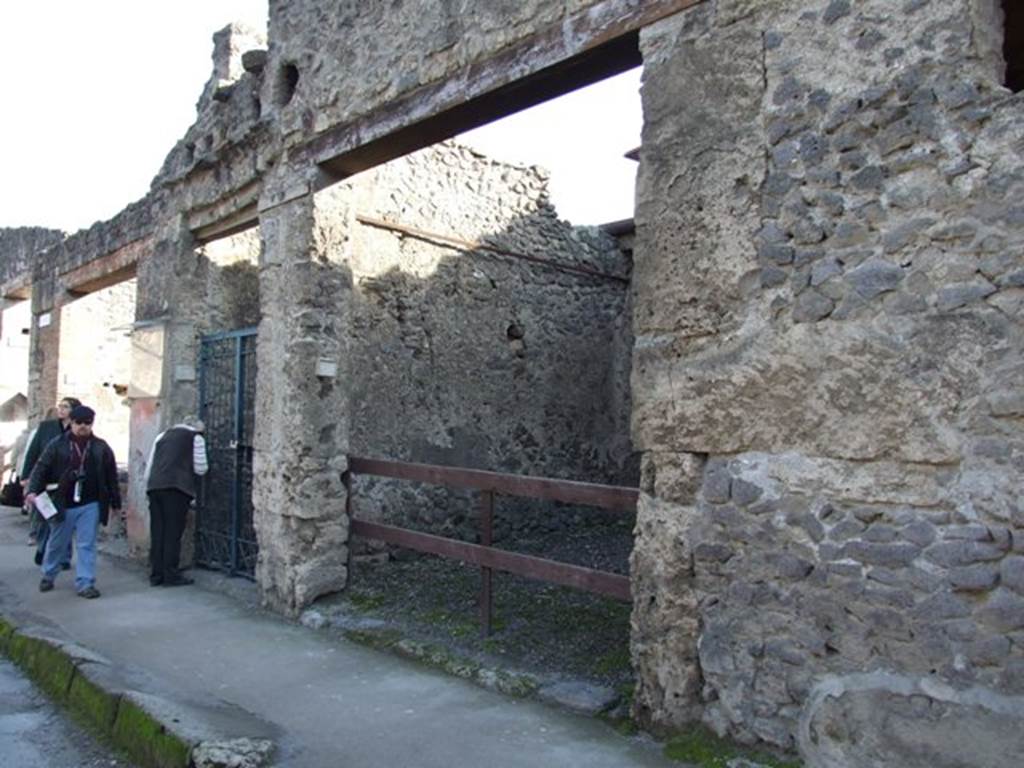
{"left": 145, "top": 416, "right": 208, "bottom": 587}
{"left": 25, "top": 405, "right": 121, "bottom": 599}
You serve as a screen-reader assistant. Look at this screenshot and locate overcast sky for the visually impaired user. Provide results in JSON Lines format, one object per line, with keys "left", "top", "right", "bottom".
{"left": 0, "top": 1, "right": 640, "bottom": 233}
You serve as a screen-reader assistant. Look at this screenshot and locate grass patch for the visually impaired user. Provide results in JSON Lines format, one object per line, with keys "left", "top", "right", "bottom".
{"left": 345, "top": 589, "right": 387, "bottom": 612}
{"left": 594, "top": 646, "right": 631, "bottom": 676}
{"left": 343, "top": 627, "right": 402, "bottom": 650}
{"left": 663, "top": 725, "right": 802, "bottom": 768}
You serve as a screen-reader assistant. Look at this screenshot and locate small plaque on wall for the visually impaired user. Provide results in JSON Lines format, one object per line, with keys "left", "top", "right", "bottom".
{"left": 316, "top": 358, "right": 338, "bottom": 378}
{"left": 175, "top": 365, "right": 197, "bottom": 382}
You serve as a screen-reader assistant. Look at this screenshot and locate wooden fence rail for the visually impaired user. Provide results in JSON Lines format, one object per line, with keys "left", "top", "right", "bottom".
{"left": 344, "top": 457, "right": 638, "bottom": 635}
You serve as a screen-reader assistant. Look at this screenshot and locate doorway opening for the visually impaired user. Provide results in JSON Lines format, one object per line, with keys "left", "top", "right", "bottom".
{"left": 192, "top": 225, "right": 261, "bottom": 578}
{"left": 311, "top": 35, "right": 645, "bottom": 703}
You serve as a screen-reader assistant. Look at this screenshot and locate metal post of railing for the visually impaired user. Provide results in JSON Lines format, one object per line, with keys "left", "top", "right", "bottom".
{"left": 479, "top": 490, "right": 494, "bottom": 637}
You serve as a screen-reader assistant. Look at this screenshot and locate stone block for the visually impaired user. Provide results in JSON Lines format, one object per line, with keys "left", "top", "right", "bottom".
{"left": 924, "top": 541, "right": 1004, "bottom": 568}
{"left": 842, "top": 541, "right": 920, "bottom": 567}
{"left": 966, "top": 636, "right": 1011, "bottom": 667}
{"left": 828, "top": 518, "right": 867, "bottom": 541}
{"left": 1000, "top": 556, "right": 1024, "bottom": 595}
{"left": 947, "top": 564, "right": 999, "bottom": 592}
{"left": 801, "top": 675, "right": 1024, "bottom": 768}
{"left": 978, "top": 589, "right": 1024, "bottom": 632}
{"left": 730, "top": 478, "right": 763, "bottom": 507}
{"left": 792, "top": 289, "right": 835, "bottom": 322}
{"left": 846, "top": 259, "right": 904, "bottom": 299}
{"left": 936, "top": 281, "right": 997, "bottom": 311}
{"left": 901, "top": 520, "right": 937, "bottom": 547}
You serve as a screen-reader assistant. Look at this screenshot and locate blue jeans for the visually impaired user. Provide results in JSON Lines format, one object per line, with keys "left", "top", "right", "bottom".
{"left": 42, "top": 501, "right": 99, "bottom": 591}
{"left": 35, "top": 520, "right": 73, "bottom": 565}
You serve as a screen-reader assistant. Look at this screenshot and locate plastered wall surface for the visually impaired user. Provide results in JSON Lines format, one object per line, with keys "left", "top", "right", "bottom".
{"left": 57, "top": 279, "right": 135, "bottom": 460}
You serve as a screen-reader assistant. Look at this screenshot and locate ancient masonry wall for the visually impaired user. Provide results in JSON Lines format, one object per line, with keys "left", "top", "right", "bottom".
{"left": 342, "top": 142, "right": 633, "bottom": 539}
{"left": 3, "top": 2, "right": 1022, "bottom": 763}
{"left": 630, "top": 1, "right": 1024, "bottom": 765}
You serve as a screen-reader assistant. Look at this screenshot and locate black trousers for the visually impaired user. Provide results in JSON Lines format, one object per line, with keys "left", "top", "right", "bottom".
{"left": 148, "top": 489, "right": 191, "bottom": 582}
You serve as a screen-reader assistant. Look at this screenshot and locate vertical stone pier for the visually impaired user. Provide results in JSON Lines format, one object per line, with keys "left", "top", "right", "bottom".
{"left": 253, "top": 174, "right": 352, "bottom": 615}
{"left": 629, "top": 1, "right": 1024, "bottom": 763}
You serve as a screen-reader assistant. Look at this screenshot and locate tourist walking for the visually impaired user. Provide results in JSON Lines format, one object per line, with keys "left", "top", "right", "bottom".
{"left": 26, "top": 405, "right": 121, "bottom": 599}
{"left": 22, "top": 397, "right": 80, "bottom": 560}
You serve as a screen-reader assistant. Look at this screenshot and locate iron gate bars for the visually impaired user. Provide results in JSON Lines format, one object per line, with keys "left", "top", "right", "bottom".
{"left": 344, "top": 456, "right": 637, "bottom": 636}
{"left": 196, "top": 327, "right": 258, "bottom": 578}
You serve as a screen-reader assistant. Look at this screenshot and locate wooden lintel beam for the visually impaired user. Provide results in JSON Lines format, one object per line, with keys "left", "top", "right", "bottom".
{"left": 304, "top": 0, "right": 706, "bottom": 180}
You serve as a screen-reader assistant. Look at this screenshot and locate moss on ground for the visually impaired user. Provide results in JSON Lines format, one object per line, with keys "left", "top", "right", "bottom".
{"left": 0, "top": 614, "right": 195, "bottom": 768}
{"left": 23, "top": 637, "right": 76, "bottom": 702}
{"left": 67, "top": 668, "right": 121, "bottom": 733}
{"left": 0, "top": 615, "right": 15, "bottom": 652}
{"left": 343, "top": 627, "right": 402, "bottom": 650}
{"left": 112, "top": 697, "right": 191, "bottom": 768}
{"left": 663, "top": 725, "right": 803, "bottom": 768}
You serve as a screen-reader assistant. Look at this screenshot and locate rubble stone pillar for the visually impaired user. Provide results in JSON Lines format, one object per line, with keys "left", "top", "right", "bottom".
{"left": 630, "top": 1, "right": 1024, "bottom": 764}
{"left": 127, "top": 216, "right": 207, "bottom": 554}
{"left": 253, "top": 173, "right": 351, "bottom": 615}
{"left": 27, "top": 271, "right": 62, "bottom": 423}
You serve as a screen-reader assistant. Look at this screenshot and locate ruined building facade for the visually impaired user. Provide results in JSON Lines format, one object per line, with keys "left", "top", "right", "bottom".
{"left": 1, "top": 2, "right": 1023, "bottom": 766}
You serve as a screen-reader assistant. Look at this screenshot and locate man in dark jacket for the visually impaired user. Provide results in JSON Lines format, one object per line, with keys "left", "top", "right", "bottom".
{"left": 145, "top": 416, "right": 208, "bottom": 586}
{"left": 26, "top": 405, "right": 120, "bottom": 599}
{"left": 22, "top": 396, "right": 80, "bottom": 561}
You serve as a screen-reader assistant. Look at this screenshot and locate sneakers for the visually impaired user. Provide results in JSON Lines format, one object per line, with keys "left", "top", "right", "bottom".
{"left": 77, "top": 586, "right": 101, "bottom": 599}
{"left": 39, "top": 579, "right": 53, "bottom": 592}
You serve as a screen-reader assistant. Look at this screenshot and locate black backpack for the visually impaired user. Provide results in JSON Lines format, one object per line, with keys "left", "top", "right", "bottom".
{"left": 1, "top": 472, "right": 24, "bottom": 508}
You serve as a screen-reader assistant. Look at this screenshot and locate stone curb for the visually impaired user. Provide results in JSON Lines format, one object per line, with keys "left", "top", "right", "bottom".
{"left": 0, "top": 613, "right": 274, "bottom": 768}
{"left": 339, "top": 624, "right": 629, "bottom": 719}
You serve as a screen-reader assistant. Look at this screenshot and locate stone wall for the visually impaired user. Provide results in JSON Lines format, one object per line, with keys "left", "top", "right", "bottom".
{"left": 265, "top": 1, "right": 607, "bottom": 140}
{"left": 342, "top": 141, "right": 634, "bottom": 538}
{"left": 1, "top": 1, "right": 1022, "bottom": 763}
{"left": 57, "top": 279, "right": 135, "bottom": 461}
{"left": 0, "top": 228, "right": 63, "bottom": 287}
{"left": 630, "top": 1, "right": 1024, "bottom": 764}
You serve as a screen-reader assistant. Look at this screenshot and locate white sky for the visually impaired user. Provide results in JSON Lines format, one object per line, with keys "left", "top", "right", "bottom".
{"left": 0, "top": 1, "right": 640, "bottom": 233}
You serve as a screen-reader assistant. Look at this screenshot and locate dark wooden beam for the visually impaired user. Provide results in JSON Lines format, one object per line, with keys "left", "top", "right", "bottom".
{"left": 59, "top": 237, "right": 148, "bottom": 297}
{"left": 303, "top": 0, "right": 706, "bottom": 181}
{"left": 350, "top": 519, "right": 631, "bottom": 601}
{"left": 348, "top": 456, "right": 639, "bottom": 512}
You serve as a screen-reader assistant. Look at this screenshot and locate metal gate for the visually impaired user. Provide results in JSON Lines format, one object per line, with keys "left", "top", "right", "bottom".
{"left": 196, "top": 327, "right": 258, "bottom": 578}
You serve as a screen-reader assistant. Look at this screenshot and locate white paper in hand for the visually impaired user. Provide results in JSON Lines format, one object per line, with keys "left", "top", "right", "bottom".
{"left": 34, "top": 491, "right": 59, "bottom": 520}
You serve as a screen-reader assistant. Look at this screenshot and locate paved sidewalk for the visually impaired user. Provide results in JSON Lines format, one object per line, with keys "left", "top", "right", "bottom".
{"left": 0, "top": 509, "right": 677, "bottom": 768}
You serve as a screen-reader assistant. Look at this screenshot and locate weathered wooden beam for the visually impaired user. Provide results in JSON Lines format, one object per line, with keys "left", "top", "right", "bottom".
{"left": 58, "top": 237, "right": 148, "bottom": 297}
{"left": 304, "top": 0, "right": 706, "bottom": 181}
{"left": 349, "top": 456, "right": 639, "bottom": 513}
{"left": 350, "top": 519, "right": 632, "bottom": 601}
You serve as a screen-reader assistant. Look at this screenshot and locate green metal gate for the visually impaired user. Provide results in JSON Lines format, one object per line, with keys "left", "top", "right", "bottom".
{"left": 196, "top": 327, "right": 258, "bottom": 578}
